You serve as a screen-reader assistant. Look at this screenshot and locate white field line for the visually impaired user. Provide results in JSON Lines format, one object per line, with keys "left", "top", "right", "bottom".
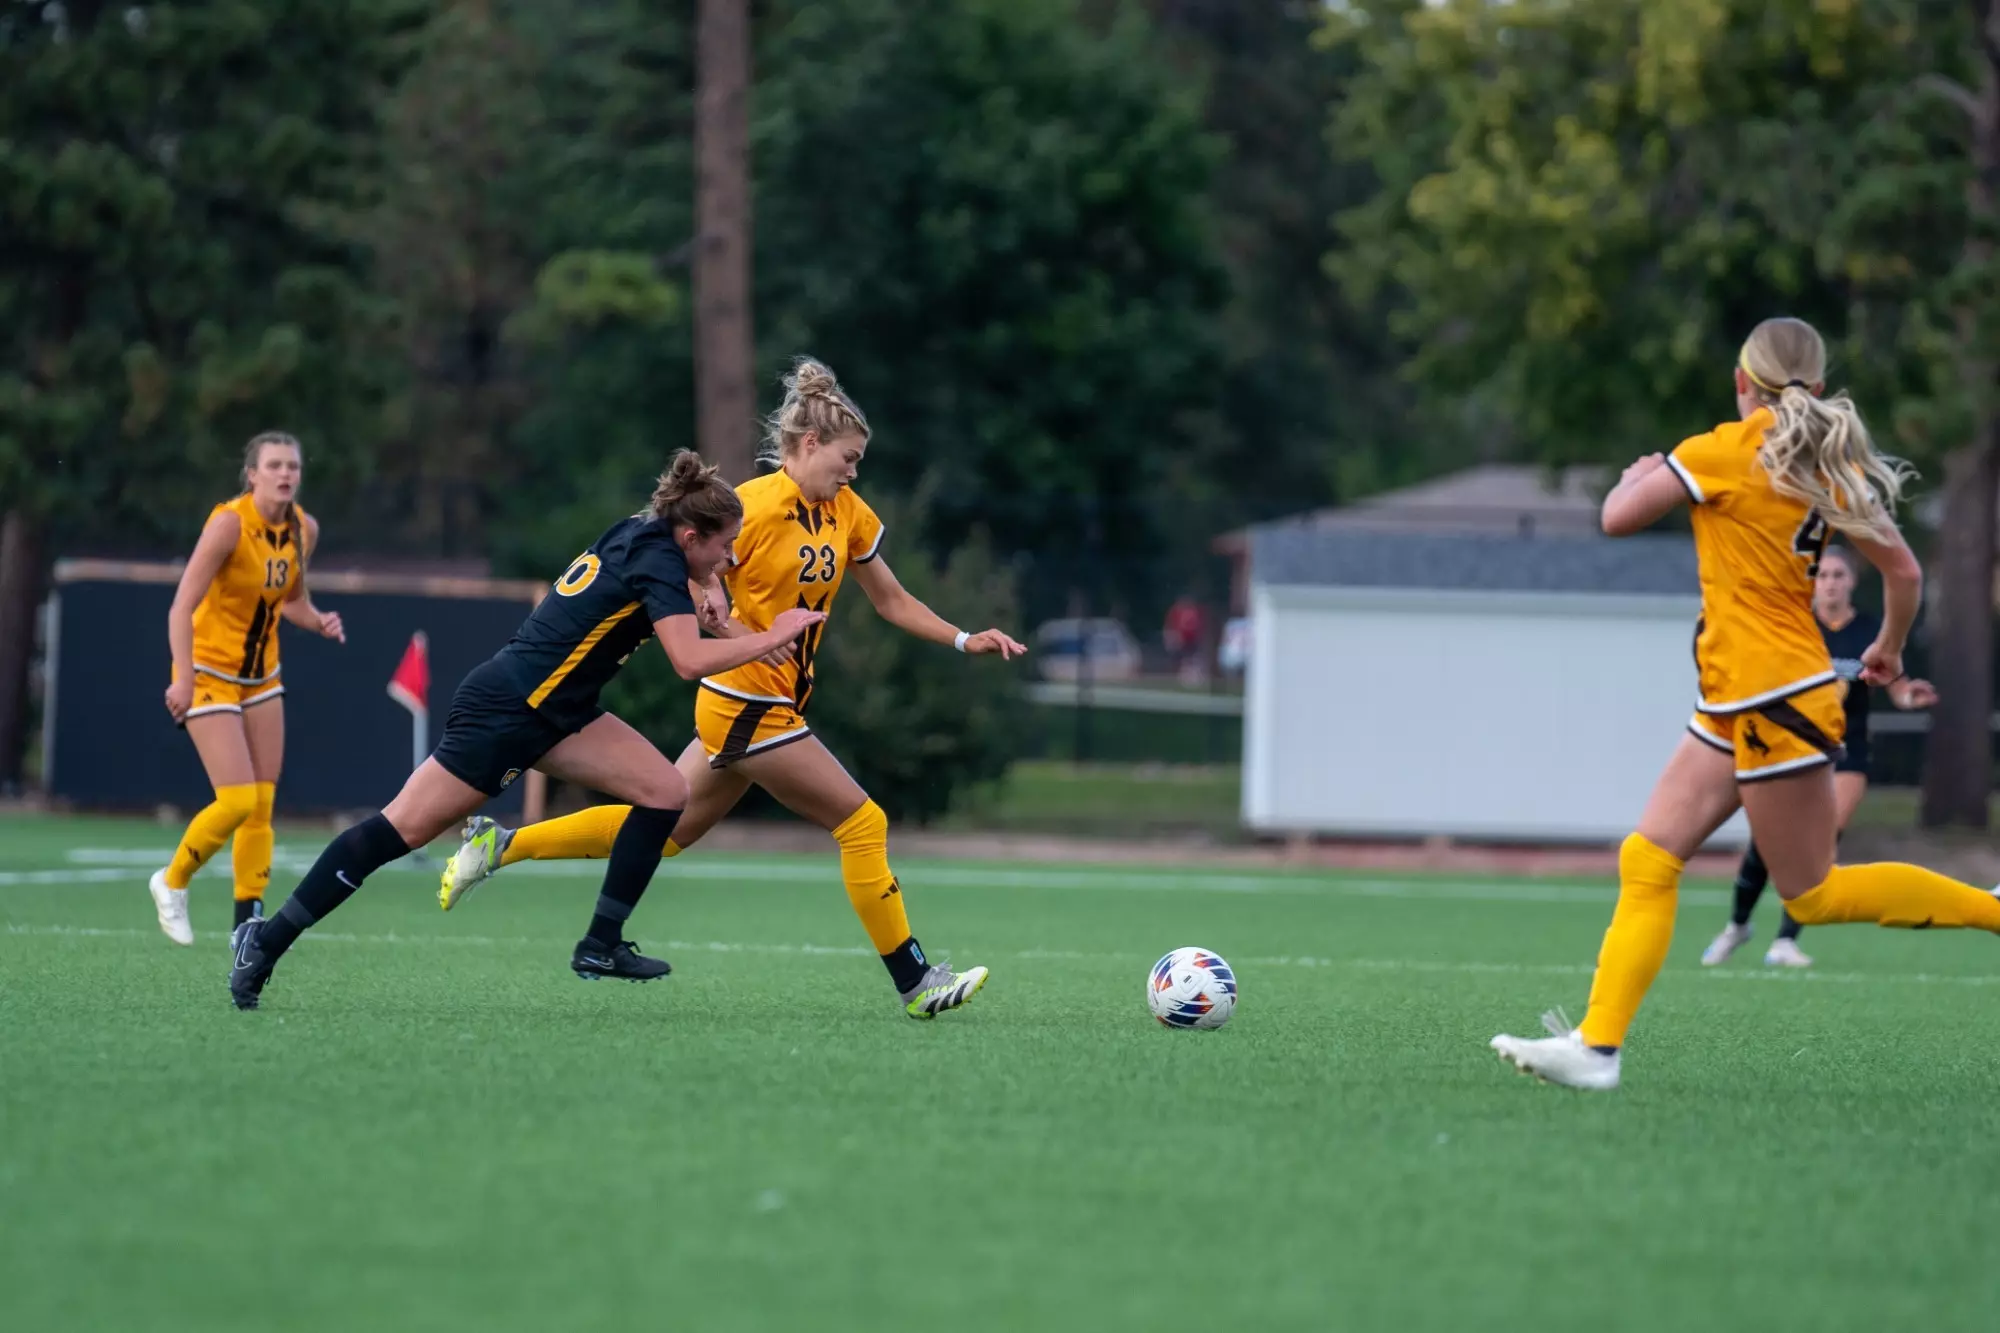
{"left": 9, "top": 846, "right": 1736, "bottom": 906}
{"left": 6, "top": 923, "right": 1998, "bottom": 989}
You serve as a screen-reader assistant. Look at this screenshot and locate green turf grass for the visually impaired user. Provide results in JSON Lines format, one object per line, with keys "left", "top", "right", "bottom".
{"left": 4, "top": 813, "right": 1998, "bottom": 1332}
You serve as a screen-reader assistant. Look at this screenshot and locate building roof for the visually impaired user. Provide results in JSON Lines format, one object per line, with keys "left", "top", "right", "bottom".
{"left": 1213, "top": 464, "right": 1610, "bottom": 556}
{"left": 1250, "top": 526, "right": 1698, "bottom": 596}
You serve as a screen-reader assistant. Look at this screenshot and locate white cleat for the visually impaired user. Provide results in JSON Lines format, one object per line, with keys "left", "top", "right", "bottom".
{"left": 148, "top": 869, "right": 194, "bottom": 946}
{"left": 900, "top": 963, "right": 989, "bottom": 1019}
{"left": 439, "top": 816, "right": 513, "bottom": 912}
{"left": 1490, "top": 1009, "right": 1620, "bottom": 1091}
{"left": 1700, "top": 921, "right": 1754, "bottom": 966}
{"left": 1763, "top": 937, "right": 1813, "bottom": 968}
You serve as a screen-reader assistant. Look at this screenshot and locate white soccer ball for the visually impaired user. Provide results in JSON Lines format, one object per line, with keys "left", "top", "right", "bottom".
{"left": 1146, "top": 947, "right": 1238, "bottom": 1029}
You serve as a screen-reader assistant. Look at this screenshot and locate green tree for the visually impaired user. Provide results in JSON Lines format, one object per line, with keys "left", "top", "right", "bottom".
{"left": 1327, "top": 0, "right": 1998, "bottom": 825}
{"left": 0, "top": 0, "right": 418, "bottom": 787}
{"left": 493, "top": 0, "right": 1228, "bottom": 630}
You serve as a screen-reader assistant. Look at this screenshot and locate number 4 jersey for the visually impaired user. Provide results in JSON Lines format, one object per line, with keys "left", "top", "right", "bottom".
{"left": 1665, "top": 408, "right": 1837, "bottom": 714}
{"left": 704, "top": 469, "right": 884, "bottom": 714}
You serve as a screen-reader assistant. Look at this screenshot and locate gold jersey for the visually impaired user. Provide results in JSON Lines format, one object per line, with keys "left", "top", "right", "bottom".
{"left": 1665, "top": 410, "right": 1835, "bottom": 713}
{"left": 704, "top": 469, "right": 884, "bottom": 712}
{"left": 189, "top": 492, "right": 309, "bottom": 685}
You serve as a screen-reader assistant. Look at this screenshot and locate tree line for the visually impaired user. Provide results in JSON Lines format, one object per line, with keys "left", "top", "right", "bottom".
{"left": 2, "top": 0, "right": 1992, "bottom": 825}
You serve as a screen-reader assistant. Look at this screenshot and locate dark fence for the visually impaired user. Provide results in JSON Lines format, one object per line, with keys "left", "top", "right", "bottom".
{"left": 45, "top": 562, "right": 542, "bottom": 815}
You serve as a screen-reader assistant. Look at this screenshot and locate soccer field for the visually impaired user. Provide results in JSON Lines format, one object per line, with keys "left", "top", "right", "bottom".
{"left": 4, "top": 813, "right": 1997, "bottom": 1332}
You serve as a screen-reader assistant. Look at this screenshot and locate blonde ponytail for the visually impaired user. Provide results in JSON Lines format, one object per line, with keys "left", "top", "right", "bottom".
{"left": 1739, "top": 318, "right": 1913, "bottom": 542}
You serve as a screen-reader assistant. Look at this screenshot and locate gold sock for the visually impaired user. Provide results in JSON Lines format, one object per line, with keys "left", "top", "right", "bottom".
{"left": 1785, "top": 862, "right": 2000, "bottom": 931}
{"left": 500, "top": 805, "right": 631, "bottom": 866}
{"left": 1578, "top": 833, "right": 1683, "bottom": 1050}
{"left": 165, "top": 783, "right": 259, "bottom": 889}
{"left": 832, "top": 800, "right": 911, "bottom": 954}
{"left": 230, "top": 781, "right": 277, "bottom": 904}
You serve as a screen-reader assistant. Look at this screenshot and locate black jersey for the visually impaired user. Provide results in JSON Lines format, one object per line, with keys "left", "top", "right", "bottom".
{"left": 1822, "top": 611, "right": 1879, "bottom": 733}
{"left": 491, "top": 515, "right": 697, "bottom": 730}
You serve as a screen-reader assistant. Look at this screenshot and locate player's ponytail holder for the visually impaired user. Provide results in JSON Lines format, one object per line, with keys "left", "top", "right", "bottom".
{"left": 952, "top": 630, "right": 970, "bottom": 653}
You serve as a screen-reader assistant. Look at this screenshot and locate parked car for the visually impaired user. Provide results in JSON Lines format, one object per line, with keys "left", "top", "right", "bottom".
{"left": 1033, "top": 617, "right": 1143, "bottom": 683}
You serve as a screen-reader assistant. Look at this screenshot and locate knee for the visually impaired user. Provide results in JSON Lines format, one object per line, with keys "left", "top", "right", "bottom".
{"left": 215, "top": 783, "right": 260, "bottom": 827}
{"left": 832, "top": 799, "right": 887, "bottom": 849}
{"left": 1618, "top": 832, "right": 1683, "bottom": 900}
{"left": 244, "top": 781, "right": 276, "bottom": 828}
{"left": 631, "top": 767, "right": 688, "bottom": 812}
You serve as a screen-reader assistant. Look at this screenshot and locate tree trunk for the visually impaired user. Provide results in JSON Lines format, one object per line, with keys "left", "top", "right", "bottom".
{"left": 694, "top": 0, "right": 755, "bottom": 483}
{"left": 1919, "top": 438, "right": 1999, "bottom": 827}
{"left": 1919, "top": 0, "right": 2000, "bottom": 827}
{"left": 0, "top": 509, "right": 48, "bottom": 793}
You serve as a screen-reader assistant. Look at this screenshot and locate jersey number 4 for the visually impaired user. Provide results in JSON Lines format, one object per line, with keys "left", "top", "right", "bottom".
{"left": 797, "top": 543, "right": 838, "bottom": 583}
{"left": 1792, "top": 510, "right": 1829, "bottom": 576}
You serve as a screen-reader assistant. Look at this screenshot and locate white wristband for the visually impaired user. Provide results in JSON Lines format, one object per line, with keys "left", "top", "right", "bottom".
{"left": 952, "top": 630, "right": 970, "bottom": 653}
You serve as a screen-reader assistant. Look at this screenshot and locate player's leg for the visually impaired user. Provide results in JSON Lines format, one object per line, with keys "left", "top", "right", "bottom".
{"left": 231, "top": 759, "right": 486, "bottom": 1009}
{"left": 1492, "top": 732, "right": 1741, "bottom": 1089}
{"left": 1761, "top": 771, "right": 1863, "bottom": 968}
{"left": 229, "top": 689, "right": 286, "bottom": 937}
{"left": 1741, "top": 687, "right": 2000, "bottom": 932}
{"left": 533, "top": 713, "right": 690, "bottom": 980}
{"left": 440, "top": 739, "right": 749, "bottom": 909}
{"left": 151, "top": 702, "right": 259, "bottom": 945}
{"left": 735, "top": 737, "right": 988, "bottom": 1018}
{"left": 1690, "top": 716, "right": 1758, "bottom": 965}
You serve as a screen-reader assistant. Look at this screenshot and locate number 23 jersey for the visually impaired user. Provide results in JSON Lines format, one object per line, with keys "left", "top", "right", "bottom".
{"left": 1665, "top": 408, "right": 1836, "bottom": 714}
{"left": 705, "top": 469, "right": 884, "bottom": 713}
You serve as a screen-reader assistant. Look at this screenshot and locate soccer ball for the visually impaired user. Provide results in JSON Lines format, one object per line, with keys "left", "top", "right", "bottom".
{"left": 1146, "top": 947, "right": 1237, "bottom": 1029}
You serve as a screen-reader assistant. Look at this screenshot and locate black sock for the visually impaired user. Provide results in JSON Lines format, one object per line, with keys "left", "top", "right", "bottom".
{"left": 883, "top": 937, "right": 929, "bottom": 994}
{"left": 585, "top": 806, "right": 681, "bottom": 945}
{"left": 1730, "top": 843, "right": 1769, "bottom": 926}
{"left": 259, "top": 814, "right": 411, "bottom": 962}
{"left": 233, "top": 898, "right": 264, "bottom": 930}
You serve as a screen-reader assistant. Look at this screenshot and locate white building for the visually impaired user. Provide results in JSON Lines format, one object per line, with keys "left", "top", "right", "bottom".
{"left": 1242, "top": 524, "right": 1749, "bottom": 846}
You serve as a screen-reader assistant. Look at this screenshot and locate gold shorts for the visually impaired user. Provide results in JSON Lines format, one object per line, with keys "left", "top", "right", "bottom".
{"left": 1688, "top": 682, "right": 1846, "bottom": 782}
{"left": 694, "top": 683, "right": 812, "bottom": 769}
{"left": 175, "top": 666, "right": 285, "bottom": 720}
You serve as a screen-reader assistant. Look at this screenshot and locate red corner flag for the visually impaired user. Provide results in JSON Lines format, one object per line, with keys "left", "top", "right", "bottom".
{"left": 387, "top": 631, "right": 430, "bottom": 717}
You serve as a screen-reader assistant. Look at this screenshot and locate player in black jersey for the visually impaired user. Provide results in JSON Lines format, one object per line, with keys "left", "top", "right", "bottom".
{"left": 229, "top": 453, "right": 825, "bottom": 1010}
{"left": 1701, "top": 545, "right": 1937, "bottom": 969}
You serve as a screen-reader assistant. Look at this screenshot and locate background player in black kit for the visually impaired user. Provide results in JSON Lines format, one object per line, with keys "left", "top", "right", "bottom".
{"left": 229, "top": 452, "right": 824, "bottom": 1010}
{"left": 1701, "top": 544, "right": 1937, "bottom": 969}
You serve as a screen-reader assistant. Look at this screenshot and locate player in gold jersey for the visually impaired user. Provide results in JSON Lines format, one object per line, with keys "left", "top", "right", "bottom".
{"left": 150, "top": 432, "right": 345, "bottom": 946}
{"left": 439, "top": 359, "right": 1027, "bottom": 1018}
{"left": 1491, "top": 317, "right": 2000, "bottom": 1089}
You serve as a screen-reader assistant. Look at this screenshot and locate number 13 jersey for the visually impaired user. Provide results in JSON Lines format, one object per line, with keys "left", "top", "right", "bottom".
{"left": 1665, "top": 407, "right": 1837, "bottom": 714}
{"left": 190, "top": 491, "right": 309, "bottom": 686}
{"left": 705, "top": 469, "right": 885, "bottom": 713}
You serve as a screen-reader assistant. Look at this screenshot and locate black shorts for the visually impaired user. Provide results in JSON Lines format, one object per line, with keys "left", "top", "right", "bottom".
{"left": 1835, "top": 736, "right": 1871, "bottom": 776}
{"left": 430, "top": 660, "right": 578, "bottom": 797}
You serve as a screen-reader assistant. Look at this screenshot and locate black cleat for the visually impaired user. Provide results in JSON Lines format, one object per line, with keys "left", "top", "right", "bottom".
{"left": 571, "top": 937, "right": 673, "bottom": 983}
{"left": 229, "top": 918, "right": 276, "bottom": 1011}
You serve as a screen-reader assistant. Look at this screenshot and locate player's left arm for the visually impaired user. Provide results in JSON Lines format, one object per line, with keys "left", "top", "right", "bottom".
{"left": 1600, "top": 454, "right": 1689, "bottom": 536}
{"left": 279, "top": 515, "right": 345, "bottom": 642}
{"left": 850, "top": 556, "right": 1026, "bottom": 658}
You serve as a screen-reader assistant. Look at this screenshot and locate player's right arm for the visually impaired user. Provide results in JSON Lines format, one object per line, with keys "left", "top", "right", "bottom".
{"left": 1599, "top": 453, "right": 1688, "bottom": 536}
{"left": 1846, "top": 524, "right": 1924, "bottom": 685}
{"left": 164, "top": 509, "right": 241, "bottom": 722}
{"left": 652, "top": 608, "right": 823, "bottom": 681}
